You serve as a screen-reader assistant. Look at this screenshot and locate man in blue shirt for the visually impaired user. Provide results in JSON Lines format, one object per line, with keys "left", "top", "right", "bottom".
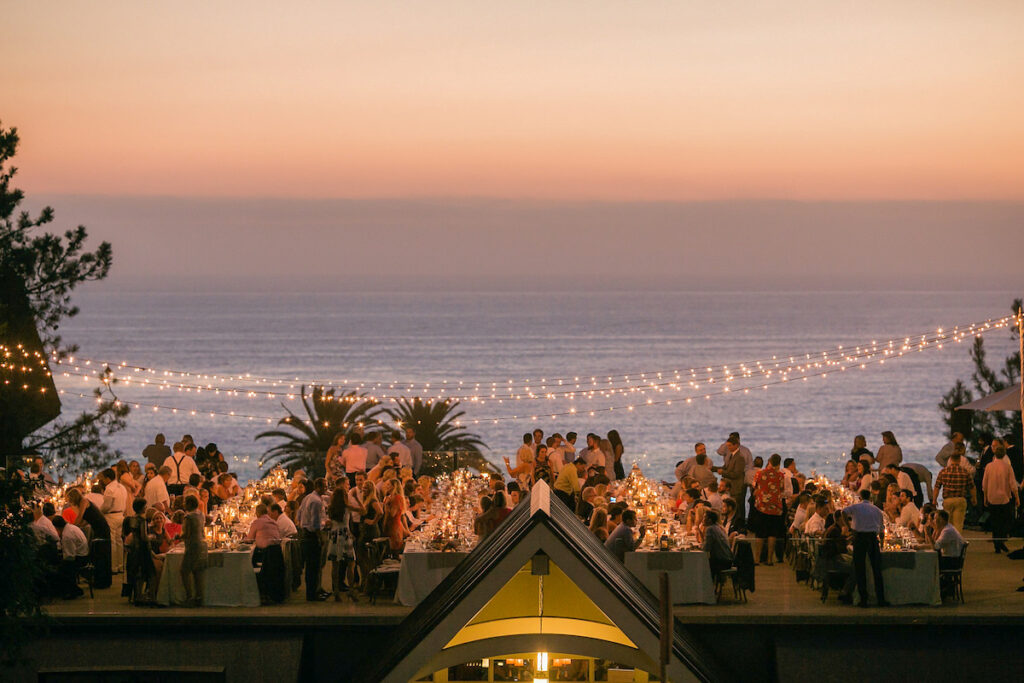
{"left": 843, "top": 489, "right": 889, "bottom": 607}
{"left": 605, "top": 509, "right": 646, "bottom": 561}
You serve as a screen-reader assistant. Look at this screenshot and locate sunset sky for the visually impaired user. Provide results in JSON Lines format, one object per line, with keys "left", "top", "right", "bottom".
{"left": 3, "top": 2, "right": 1023, "bottom": 287}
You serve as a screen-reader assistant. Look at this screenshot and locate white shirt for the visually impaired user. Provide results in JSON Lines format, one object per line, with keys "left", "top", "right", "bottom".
{"left": 102, "top": 480, "right": 129, "bottom": 514}
{"left": 548, "top": 447, "right": 565, "bottom": 474}
{"left": 804, "top": 512, "right": 826, "bottom": 535}
{"left": 898, "top": 501, "right": 921, "bottom": 528}
{"left": 60, "top": 523, "right": 90, "bottom": 559}
{"left": 704, "top": 490, "right": 724, "bottom": 513}
{"left": 387, "top": 441, "right": 412, "bottom": 468}
{"left": 145, "top": 476, "right": 170, "bottom": 509}
{"left": 274, "top": 512, "right": 297, "bottom": 537}
{"left": 85, "top": 492, "right": 105, "bottom": 509}
{"left": 583, "top": 447, "right": 605, "bottom": 469}
{"left": 789, "top": 505, "right": 809, "bottom": 533}
{"left": 32, "top": 515, "right": 59, "bottom": 542}
{"left": 934, "top": 523, "right": 966, "bottom": 558}
{"left": 163, "top": 452, "right": 200, "bottom": 485}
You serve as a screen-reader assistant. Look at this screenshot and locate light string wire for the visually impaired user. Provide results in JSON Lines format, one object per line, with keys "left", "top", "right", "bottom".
{"left": 39, "top": 318, "right": 1005, "bottom": 427}
{"left": 4, "top": 313, "right": 1014, "bottom": 404}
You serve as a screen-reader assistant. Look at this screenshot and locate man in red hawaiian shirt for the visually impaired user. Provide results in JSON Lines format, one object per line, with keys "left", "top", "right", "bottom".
{"left": 752, "top": 453, "right": 786, "bottom": 565}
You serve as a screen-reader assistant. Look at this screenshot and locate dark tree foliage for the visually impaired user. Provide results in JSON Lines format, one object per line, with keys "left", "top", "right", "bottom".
{"left": 0, "top": 122, "right": 129, "bottom": 470}
{"left": 0, "top": 475, "right": 46, "bottom": 665}
{"left": 384, "top": 397, "right": 487, "bottom": 453}
{"left": 939, "top": 298, "right": 1023, "bottom": 451}
{"left": 256, "top": 386, "right": 383, "bottom": 477}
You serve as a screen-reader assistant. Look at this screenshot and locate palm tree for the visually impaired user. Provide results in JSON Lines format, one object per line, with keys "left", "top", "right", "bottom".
{"left": 384, "top": 397, "right": 495, "bottom": 476}
{"left": 256, "top": 386, "right": 383, "bottom": 477}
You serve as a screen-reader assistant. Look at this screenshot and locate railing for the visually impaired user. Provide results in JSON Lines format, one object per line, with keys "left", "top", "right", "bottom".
{"left": 421, "top": 451, "right": 501, "bottom": 478}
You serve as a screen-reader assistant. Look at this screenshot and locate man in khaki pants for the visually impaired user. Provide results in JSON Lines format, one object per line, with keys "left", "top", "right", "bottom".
{"left": 933, "top": 449, "right": 975, "bottom": 532}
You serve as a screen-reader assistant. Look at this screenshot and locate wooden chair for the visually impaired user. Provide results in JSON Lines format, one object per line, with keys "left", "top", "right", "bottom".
{"left": 364, "top": 537, "right": 401, "bottom": 604}
{"left": 940, "top": 541, "right": 968, "bottom": 604}
{"left": 714, "top": 566, "right": 746, "bottom": 603}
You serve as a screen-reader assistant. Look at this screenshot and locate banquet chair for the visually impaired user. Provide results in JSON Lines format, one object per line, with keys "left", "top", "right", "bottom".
{"left": 364, "top": 537, "right": 401, "bottom": 605}
{"left": 714, "top": 567, "right": 746, "bottom": 603}
{"left": 939, "top": 542, "right": 968, "bottom": 604}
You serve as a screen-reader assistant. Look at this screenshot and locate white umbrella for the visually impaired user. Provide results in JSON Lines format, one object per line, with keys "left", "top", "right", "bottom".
{"left": 956, "top": 383, "right": 1023, "bottom": 412}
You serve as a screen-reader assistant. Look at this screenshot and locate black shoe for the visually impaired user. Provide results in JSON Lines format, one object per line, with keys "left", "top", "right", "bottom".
{"left": 1015, "top": 586, "right": 1024, "bottom": 592}
{"left": 857, "top": 601, "right": 869, "bottom": 608}
{"left": 877, "top": 601, "right": 891, "bottom": 607}
{"left": 838, "top": 594, "right": 853, "bottom": 605}
{"left": 307, "top": 594, "right": 328, "bottom": 602}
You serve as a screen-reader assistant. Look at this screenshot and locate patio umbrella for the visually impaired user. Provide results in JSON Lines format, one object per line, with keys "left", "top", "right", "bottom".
{"left": 956, "top": 383, "right": 1023, "bottom": 412}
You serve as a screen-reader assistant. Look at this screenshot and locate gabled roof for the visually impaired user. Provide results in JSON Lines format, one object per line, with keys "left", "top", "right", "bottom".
{"left": 353, "top": 481, "right": 723, "bottom": 682}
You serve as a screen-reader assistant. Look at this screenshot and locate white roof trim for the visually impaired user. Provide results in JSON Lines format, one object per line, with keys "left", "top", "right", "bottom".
{"left": 530, "top": 479, "right": 551, "bottom": 517}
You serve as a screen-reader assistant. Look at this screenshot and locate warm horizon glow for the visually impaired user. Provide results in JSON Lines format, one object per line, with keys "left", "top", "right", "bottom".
{"left": 4, "top": 1, "right": 1024, "bottom": 201}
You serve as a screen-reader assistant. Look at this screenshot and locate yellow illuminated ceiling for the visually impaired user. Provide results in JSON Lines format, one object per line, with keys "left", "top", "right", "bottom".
{"left": 443, "top": 559, "right": 636, "bottom": 650}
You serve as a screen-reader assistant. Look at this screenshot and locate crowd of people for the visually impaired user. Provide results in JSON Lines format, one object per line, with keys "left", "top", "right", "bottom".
{"left": 17, "top": 423, "right": 1024, "bottom": 607}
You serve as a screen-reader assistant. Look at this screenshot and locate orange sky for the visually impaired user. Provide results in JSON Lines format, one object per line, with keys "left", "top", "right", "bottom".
{"left": 4, "top": 1, "right": 1024, "bottom": 200}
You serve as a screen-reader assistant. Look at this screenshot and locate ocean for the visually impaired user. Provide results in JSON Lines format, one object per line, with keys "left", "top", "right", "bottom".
{"left": 56, "top": 288, "right": 1019, "bottom": 484}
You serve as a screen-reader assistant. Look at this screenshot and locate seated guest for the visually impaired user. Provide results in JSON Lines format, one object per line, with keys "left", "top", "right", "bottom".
{"left": 804, "top": 501, "right": 828, "bottom": 536}
{"left": 576, "top": 487, "right": 597, "bottom": 523}
{"left": 66, "top": 487, "right": 112, "bottom": 589}
{"left": 722, "top": 499, "right": 746, "bottom": 539}
{"left": 929, "top": 510, "right": 966, "bottom": 570}
{"left": 145, "top": 466, "right": 171, "bottom": 514}
{"left": 788, "top": 493, "right": 812, "bottom": 534}
{"left": 31, "top": 503, "right": 60, "bottom": 544}
{"left": 590, "top": 508, "right": 609, "bottom": 542}
{"left": 702, "top": 510, "right": 734, "bottom": 579}
{"left": 584, "top": 465, "right": 610, "bottom": 489}
{"left": 605, "top": 509, "right": 646, "bottom": 562}
{"left": 404, "top": 495, "right": 433, "bottom": 531}
{"left": 607, "top": 503, "right": 625, "bottom": 537}
{"left": 270, "top": 503, "right": 297, "bottom": 537}
{"left": 897, "top": 489, "right": 921, "bottom": 529}
{"left": 506, "top": 482, "right": 522, "bottom": 507}
{"left": 703, "top": 480, "right": 724, "bottom": 513}
{"left": 52, "top": 516, "right": 89, "bottom": 599}
{"left": 474, "top": 496, "right": 497, "bottom": 539}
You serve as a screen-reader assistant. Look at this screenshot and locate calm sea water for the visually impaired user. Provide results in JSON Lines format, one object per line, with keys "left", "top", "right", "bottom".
{"left": 57, "top": 289, "right": 1018, "bottom": 483}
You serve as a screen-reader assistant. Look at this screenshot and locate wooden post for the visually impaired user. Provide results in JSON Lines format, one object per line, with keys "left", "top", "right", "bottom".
{"left": 659, "top": 571, "right": 670, "bottom": 682}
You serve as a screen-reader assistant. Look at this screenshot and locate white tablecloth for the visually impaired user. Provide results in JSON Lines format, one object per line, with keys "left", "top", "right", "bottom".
{"left": 155, "top": 547, "right": 261, "bottom": 607}
{"left": 625, "top": 551, "right": 716, "bottom": 605}
{"left": 855, "top": 550, "right": 941, "bottom": 606}
{"left": 396, "top": 551, "right": 469, "bottom": 606}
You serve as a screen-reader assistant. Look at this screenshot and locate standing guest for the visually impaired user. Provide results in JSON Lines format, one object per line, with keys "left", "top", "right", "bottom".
{"left": 1005, "top": 433, "right": 1024, "bottom": 482}
{"left": 474, "top": 496, "right": 497, "bottom": 538}
{"left": 936, "top": 432, "right": 966, "bottom": 468}
{"left": 598, "top": 438, "right": 615, "bottom": 475}
{"left": 547, "top": 436, "right": 566, "bottom": 475}
{"left": 128, "top": 460, "right": 146, "bottom": 494}
{"left": 563, "top": 432, "right": 578, "bottom": 460}
{"left": 67, "top": 488, "right": 112, "bottom": 588}
{"left": 851, "top": 435, "right": 874, "bottom": 463}
{"left": 580, "top": 434, "right": 605, "bottom": 471}
{"left": 143, "top": 433, "right": 172, "bottom": 469}
{"left": 145, "top": 466, "right": 172, "bottom": 514}
{"left": 164, "top": 442, "right": 201, "bottom": 496}
{"left": 717, "top": 432, "right": 753, "bottom": 471}
{"left": 583, "top": 465, "right": 609, "bottom": 490}
{"left": 702, "top": 510, "right": 733, "bottom": 580}
{"left": 27, "top": 456, "right": 56, "bottom": 491}
{"left": 403, "top": 427, "right": 424, "bottom": 475}
{"left": 364, "top": 432, "right": 387, "bottom": 470}
{"left": 605, "top": 509, "right": 646, "bottom": 561}
{"left": 339, "top": 433, "right": 368, "bottom": 486}
{"left": 531, "top": 429, "right": 545, "bottom": 454}
{"left": 387, "top": 431, "right": 412, "bottom": 469}
{"left": 607, "top": 430, "right": 625, "bottom": 481}
{"left": 506, "top": 433, "right": 535, "bottom": 490}
{"left": 751, "top": 453, "right": 786, "bottom": 565}
{"left": 325, "top": 433, "right": 347, "bottom": 485}
{"left": 326, "top": 479, "right": 358, "bottom": 602}
{"left": 347, "top": 472, "right": 367, "bottom": 532}
{"left": 589, "top": 508, "right": 610, "bottom": 542}
{"left": 99, "top": 468, "right": 129, "bottom": 574}
{"left": 180, "top": 495, "right": 207, "bottom": 607}
{"left": 52, "top": 516, "right": 89, "bottom": 599}
{"left": 554, "top": 458, "right": 586, "bottom": 510}
{"left": 246, "top": 503, "right": 286, "bottom": 603}
{"left": 876, "top": 431, "right": 903, "bottom": 469}
{"left": 843, "top": 489, "right": 889, "bottom": 607}
{"left": 982, "top": 438, "right": 1018, "bottom": 554}
{"left": 297, "top": 478, "right": 329, "bottom": 601}
{"left": 123, "top": 498, "right": 155, "bottom": 603}
{"left": 714, "top": 442, "right": 747, "bottom": 521}
{"left": 533, "top": 447, "right": 554, "bottom": 487}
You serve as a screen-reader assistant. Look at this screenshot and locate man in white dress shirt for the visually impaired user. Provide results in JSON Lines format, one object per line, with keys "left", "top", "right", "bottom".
{"left": 897, "top": 489, "right": 921, "bottom": 529}
{"left": 99, "top": 468, "right": 128, "bottom": 573}
{"left": 270, "top": 503, "right": 297, "bottom": 537}
{"left": 163, "top": 442, "right": 201, "bottom": 495}
{"left": 803, "top": 501, "right": 828, "bottom": 535}
{"left": 31, "top": 504, "right": 60, "bottom": 543}
{"left": 145, "top": 466, "right": 172, "bottom": 513}
{"left": 581, "top": 433, "right": 606, "bottom": 470}
{"left": 53, "top": 516, "right": 90, "bottom": 598}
